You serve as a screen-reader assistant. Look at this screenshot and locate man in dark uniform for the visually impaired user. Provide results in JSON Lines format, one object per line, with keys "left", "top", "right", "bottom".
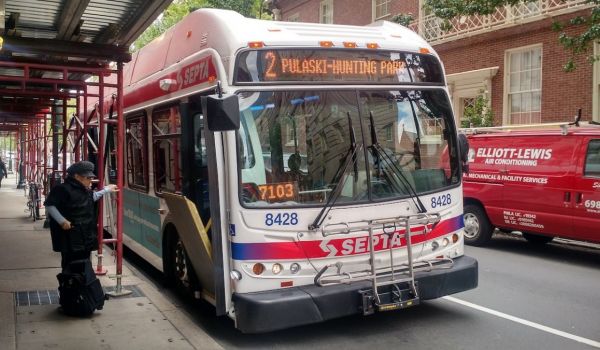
{"left": 44, "top": 161, "right": 117, "bottom": 267}
{"left": 0, "top": 157, "right": 7, "bottom": 188}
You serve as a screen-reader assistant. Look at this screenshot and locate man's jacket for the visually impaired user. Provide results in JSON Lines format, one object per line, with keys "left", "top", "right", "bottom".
{"left": 44, "top": 176, "right": 97, "bottom": 253}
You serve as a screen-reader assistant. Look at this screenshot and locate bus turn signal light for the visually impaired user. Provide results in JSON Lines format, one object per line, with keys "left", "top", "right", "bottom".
{"left": 319, "top": 41, "right": 334, "bottom": 48}
{"left": 366, "top": 43, "right": 379, "bottom": 49}
{"left": 419, "top": 47, "right": 431, "bottom": 54}
{"left": 248, "top": 41, "right": 265, "bottom": 48}
{"left": 252, "top": 263, "right": 265, "bottom": 275}
{"left": 343, "top": 42, "right": 357, "bottom": 48}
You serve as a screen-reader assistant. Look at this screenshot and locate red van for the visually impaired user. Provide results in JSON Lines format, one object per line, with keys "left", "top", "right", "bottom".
{"left": 462, "top": 125, "right": 600, "bottom": 246}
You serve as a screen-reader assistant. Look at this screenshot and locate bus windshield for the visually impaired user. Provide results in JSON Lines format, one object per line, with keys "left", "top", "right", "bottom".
{"left": 238, "top": 89, "right": 459, "bottom": 207}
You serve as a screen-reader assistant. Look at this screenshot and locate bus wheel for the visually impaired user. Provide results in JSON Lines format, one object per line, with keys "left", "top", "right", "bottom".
{"left": 166, "top": 232, "right": 192, "bottom": 294}
{"left": 463, "top": 204, "right": 493, "bottom": 246}
{"left": 522, "top": 232, "right": 554, "bottom": 245}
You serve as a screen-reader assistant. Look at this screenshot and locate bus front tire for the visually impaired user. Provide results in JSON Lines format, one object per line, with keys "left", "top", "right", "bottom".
{"left": 463, "top": 204, "right": 493, "bottom": 246}
{"left": 165, "top": 232, "right": 195, "bottom": 296}
{"left": 522, "top": 232, "right": 554, "bottom": 245}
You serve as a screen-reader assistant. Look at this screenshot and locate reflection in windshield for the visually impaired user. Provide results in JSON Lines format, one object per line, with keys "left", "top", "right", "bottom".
{"left": 238, "top": 90, "right": 458, "bottom": 207}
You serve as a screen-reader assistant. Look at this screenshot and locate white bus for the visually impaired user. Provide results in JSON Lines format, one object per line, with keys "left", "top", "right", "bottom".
{"left": 109, "top": 9, "right": 477, "bottom": 333}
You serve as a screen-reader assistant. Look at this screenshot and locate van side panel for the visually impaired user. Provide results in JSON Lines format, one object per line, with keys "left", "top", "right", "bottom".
{"left": 572, "top": 137, "right": 600, "bottom": 242}
{"left": 464, "top": 134, "right": 577, "bottom": 237}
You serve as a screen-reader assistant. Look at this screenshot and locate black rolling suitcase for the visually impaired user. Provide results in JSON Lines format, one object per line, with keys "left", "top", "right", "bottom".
{"left": 57, "top": 259, "right": 107, "bottom": 316}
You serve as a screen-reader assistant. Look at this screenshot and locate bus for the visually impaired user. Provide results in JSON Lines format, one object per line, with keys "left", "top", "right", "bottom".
{"left": 104, "top": 9, "right": 478, "bottom": 333}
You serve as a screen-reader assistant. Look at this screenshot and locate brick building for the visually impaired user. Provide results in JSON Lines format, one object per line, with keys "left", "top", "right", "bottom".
{"left": 267, "top": 0, "right": 599, "bottom": 126}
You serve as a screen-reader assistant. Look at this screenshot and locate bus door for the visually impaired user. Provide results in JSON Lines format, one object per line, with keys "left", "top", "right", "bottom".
{"left": 162, "top": 100, "right": 230, "bottom": 315}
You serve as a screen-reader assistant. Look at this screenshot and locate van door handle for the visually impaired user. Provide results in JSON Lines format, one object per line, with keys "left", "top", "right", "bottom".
{"left": 564, "top": 192, "right": 571, "bottom": 202}
{"left": 575, "top": 193, "right": 583, "bottom": 204}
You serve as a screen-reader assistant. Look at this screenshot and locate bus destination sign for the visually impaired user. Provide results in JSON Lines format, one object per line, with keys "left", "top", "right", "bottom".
{"left": 235, "top": 49, "right": 444, "bottom": 84}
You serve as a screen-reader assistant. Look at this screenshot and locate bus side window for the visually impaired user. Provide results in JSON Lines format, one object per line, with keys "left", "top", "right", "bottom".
{"left": 152, "top": 106, "right": 182, "bottom": 194}
{"left": 126, "top": 114, "right": 148, "bottom": 191}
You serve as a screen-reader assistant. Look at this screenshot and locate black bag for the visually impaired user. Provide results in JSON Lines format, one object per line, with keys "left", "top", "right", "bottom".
{"left": 57, "top": 259, "right": 107, "bottom": 316}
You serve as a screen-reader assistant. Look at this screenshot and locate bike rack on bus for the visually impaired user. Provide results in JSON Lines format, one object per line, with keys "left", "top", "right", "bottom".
{"left": 313, "top": 213, "right": 454, "bottom": 314}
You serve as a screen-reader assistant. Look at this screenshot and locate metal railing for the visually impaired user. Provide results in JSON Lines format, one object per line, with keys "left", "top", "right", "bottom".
{"left": 410, "top": 0, "right": 591, "bottom": 44}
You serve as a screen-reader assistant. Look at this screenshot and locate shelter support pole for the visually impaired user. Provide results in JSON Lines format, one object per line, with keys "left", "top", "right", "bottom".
{"left": 107, "top": 61, "right": 131, "bottom": 296}
{"left": 17, "top": 128, "right": 25, "bottom": 188}
{"left": 75, "top": 96, "right": 81, "bottom": 162}
{"left": 95, "top": 72, "right": 108, "bottom": 276}
{"left": 52, "top": 104, "right": 60, "bottom": 187}
{"left": 62, "top": 100, "right": 67, "bottom": 179}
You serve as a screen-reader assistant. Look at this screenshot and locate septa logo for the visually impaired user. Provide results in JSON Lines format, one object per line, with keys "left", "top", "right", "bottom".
{"left": 319, "top": 240, "right": 338, "bottom": 258}
{"left": 178, "top": 57, "right": 214, "bottom": 90}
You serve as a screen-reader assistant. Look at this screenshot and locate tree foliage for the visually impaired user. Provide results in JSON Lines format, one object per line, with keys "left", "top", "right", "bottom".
{"left": 423, "top": 0, "right": 600, "bottom": 71}
{"left": 461, "top": 94, "right": 494, "bottom": 128}
{"left": 132, "top": 0, "right": 268, "bottom": 51}
{"left": 391, "top": 13, "right": 414, "bottom": 27}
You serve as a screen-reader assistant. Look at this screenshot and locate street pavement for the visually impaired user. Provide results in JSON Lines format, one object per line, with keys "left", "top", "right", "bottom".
{"left": 0, "top": 172, "right": 223, "bottom": 350}
{"left": 128, "top": 229, "right": 600, "bottom": 350}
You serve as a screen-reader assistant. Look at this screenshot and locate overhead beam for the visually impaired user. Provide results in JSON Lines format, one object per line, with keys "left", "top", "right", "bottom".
{"left": 56, "top": 0, "right": 90, "bottom": 40}
{"left": 0, "top": 0, "right": 4, "bottom": 33}
{"left": 116, "top": 0, "right": 173, "bottom": 46}
{"left": 2, "top": 36, "right": 132, "bottom": 62}
{"left": 5, "top": 12, "right": 19, "bottom": 36}
{"left": 94, "top": 23, "right": 119, "bottom": 45}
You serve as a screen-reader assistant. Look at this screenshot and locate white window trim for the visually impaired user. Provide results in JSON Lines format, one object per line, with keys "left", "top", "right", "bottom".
{"left": 372, "top": 0, "right": 391, "bottom": 22}
{"left": 320, "top": 0, "right": 333, "bottom": 24}
{"left": 502, "top": 44, "right": 543, "bottom": 125}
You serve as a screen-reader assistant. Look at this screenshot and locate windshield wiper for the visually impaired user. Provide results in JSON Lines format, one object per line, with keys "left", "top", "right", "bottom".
{"left": 309, "top": 112, "right": 361, "bottom": 230}
{"left": 368, "top": 112, "right": 427, "bottom": 213}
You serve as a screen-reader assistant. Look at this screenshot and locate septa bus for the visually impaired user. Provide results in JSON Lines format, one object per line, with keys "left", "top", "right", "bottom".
{"left": 101, "top": 9, "right": 478, "bottom": 333}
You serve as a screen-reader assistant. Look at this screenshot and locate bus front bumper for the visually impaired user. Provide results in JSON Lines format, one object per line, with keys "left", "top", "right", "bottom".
{"left": 232, "top": 255, "right": 478, "bottom": 333}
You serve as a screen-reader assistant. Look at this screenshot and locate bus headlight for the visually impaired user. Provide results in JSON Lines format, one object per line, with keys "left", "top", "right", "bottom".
{"left": 272, "top": 263, "right": 283, "bottom": 275}
{"left": 230, "top": 270, "right": 242, "bottom": 280}
{"left": 431, "top": 241, "right": 439, "bottom": 251}
{"left": 290, "top": 263, "right": 301, "bottom": 274}
{"left": 442, "top": 238, "right": 450, "bottom": 247}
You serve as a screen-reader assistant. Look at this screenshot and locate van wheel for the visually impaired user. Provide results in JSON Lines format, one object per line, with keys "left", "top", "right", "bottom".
{"left": 463, "top": 204, "right": 493, "bottom": 246}
{"left": 522, "top": 232, "right": 554, "bottom": 245}
{"left": 165, "top": 232, "right": 193, "bottom": 295}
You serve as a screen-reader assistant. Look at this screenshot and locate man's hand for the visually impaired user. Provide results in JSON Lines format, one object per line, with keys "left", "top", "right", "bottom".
{"left": 60, "top": 221, "right": 72, "bottom": 230}
{"left": 105, "top": 184, "right": 119, "bottom": 192}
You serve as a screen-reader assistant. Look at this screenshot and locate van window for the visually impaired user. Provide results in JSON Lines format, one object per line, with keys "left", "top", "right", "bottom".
{"left": 584, "top": 140, "right": 600, "bottom": 177}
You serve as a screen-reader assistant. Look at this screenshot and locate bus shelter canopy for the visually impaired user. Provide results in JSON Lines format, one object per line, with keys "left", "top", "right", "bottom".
{"left": 0, "top": 0, "right": 173, "bottom": 125}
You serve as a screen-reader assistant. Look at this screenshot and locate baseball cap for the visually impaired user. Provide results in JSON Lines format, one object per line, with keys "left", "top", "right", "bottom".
{"left": 67, "top": 161, "right": 96, "bottom": 178}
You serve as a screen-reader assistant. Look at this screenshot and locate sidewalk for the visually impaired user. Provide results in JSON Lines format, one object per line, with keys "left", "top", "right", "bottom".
{"left": 0, "top": 173, "right": 223, "bottom": 350}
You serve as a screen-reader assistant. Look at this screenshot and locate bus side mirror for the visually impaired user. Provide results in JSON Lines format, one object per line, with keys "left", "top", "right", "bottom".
{"left": 458, "top": 133, "right": 469, "bottom": 173}
{"left": 201, "top": 93, "right": 240, "bottom": 131}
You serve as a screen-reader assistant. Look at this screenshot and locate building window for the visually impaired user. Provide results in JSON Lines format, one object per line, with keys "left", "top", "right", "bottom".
{"left": 287, "top": 13, "right": 300, "bottom": 22}
{"left": 373, "top": 0, "right": 391, "bottom": 20}
{"left": 320, "top": 0, "right": 333, "bottom": 24}
{"left": 460, "top": 97, "right": 476, "bottom": 127}
{"left": 505, "top": 46, "right": 542, "bottom": 125}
